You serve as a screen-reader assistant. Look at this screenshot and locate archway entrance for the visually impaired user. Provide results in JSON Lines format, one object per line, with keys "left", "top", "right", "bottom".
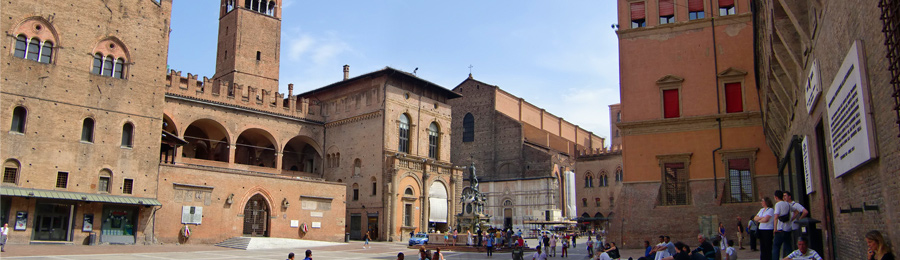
{"left": 242, "top": 194, "right": 270, "bottom": 237}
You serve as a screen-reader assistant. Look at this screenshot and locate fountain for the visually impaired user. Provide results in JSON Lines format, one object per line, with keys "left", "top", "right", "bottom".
{"left": 456, "top": 162, "right": 491, "bottom": 232}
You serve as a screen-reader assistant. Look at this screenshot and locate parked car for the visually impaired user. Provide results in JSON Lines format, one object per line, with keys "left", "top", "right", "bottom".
{"left": 409, "top": 232, "right": 429, "bottom": 246}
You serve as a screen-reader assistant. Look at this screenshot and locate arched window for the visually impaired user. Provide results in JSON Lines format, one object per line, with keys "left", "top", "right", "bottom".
{"left": 121, "top": 122, "right": 134, "bottom": 148}
{"left": 91, "top": 38, "right": 129, "bottom": 79}
{"left": 584, "top": 172, "right": 593, "bottom": 188}
{"left": 103, "top": 55, "right": 114, "bottom": 77}
{"left": 27, "top": 38, "right": 40, "bottom": 61}
{"left": 39, "top": 41, "right": 53, "bottom": 63}
{"left": 405, "top": 187, "right": 414, "bottom": 195}
{"left": 371, "top": 176, "right": 377, "bottom": 196}
{"left": 398, "top": 114, "right": 410, "bottom": 153}
{"left": 615, "top": 168, "right": 623, "bottom": 182}
{"left": 81, "top": 118, "right": 95, "bottom": 142}
{"left": 113, "top": 58, "right": 125, "bottom": 78}
{"left": 10, "top": 106, "right": 27, "bottom": 133}
{"left": 92, "top": 54, "right": 103, "bottom": 74}
{"left": 427, "top": 122, "right": 439, "bottom": 159}
{"left": 225, "top": 0, "right": 235, "bottom": 12}
{"left": 11, "top": 18, "right": 58, "bottom": 64}
{"left": 267, "top": 1, "right": 276, "bottom": 15}
{"left": 14, "top": 35, "right": 27, "bottom": 58}
{"left": 354, "top": 158, "right": 361, "bottom": 176}
{"left": 581, "top": 198, "right": 587, "bottom": 207}
{"left": 617, "top": 112, "right": 621, "bottom": 122}
{"left": 3, "top": 159, "right": 21, "bottom": 185}
{"left": 98, "top": 169, "right": 112, "bottom": 192}
{"left": 462, "top": 113, "right": 474, "bottom": 142}
{"left": 352, "top": 183, "right": 359, "bottom": 201}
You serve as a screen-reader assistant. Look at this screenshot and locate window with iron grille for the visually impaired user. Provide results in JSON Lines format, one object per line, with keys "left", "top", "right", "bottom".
{"left": 661, "top": 163, "right": 689, "bottom": 205}
{"left": 726, "top": 158, "right": 754, "bottom": 203}
{"left": 880, "top": 0, "right": 900, "bottom": 136}
{"left": 56, "top": 172, "right": 68, "bottom": 188}
{"left": 123, "top": 178, "right": 134, "bottom": 194}
{"left": 3, "top": 167, "right": 18, "bottom": 184}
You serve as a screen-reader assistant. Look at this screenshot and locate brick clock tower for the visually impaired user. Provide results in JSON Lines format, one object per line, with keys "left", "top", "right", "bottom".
{"left": 213, "top": 0, "right": 281, "bottom": 94}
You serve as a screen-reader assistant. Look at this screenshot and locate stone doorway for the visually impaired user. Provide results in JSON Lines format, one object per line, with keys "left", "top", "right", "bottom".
{"left": 242, "top": 194, "right": 269, "bottom": 237}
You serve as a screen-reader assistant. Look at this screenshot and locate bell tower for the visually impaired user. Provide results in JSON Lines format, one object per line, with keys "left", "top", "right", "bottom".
{"left": 213, "top": 0, "right": 281, "bottom": 94}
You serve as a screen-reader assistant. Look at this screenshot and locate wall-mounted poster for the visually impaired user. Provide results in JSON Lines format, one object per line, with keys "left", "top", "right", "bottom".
{"left": 14, "top": 211, "right": 27, "bottom": 231}
{"left": 83, "top": 214, "right": 94, "bottom": 232}
{"left": 825, "top": 41, "right": 878, "bottom": 178}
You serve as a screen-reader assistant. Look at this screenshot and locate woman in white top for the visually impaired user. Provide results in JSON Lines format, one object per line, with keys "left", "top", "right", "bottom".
{"left": 753, "top": 197, "right": 775, "bottom": 260}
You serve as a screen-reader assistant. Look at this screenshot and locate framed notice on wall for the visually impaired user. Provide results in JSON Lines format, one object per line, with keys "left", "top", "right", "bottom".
{"left": 83, "top": 214, "right": 94, "bottom": 232}
{"left": 825, "top": 41, "right": 878, "bottom": 178}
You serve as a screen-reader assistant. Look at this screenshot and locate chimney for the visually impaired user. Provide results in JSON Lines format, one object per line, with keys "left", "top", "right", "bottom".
{"left": 343, "top": 65, "right": 350, "bottom": 80}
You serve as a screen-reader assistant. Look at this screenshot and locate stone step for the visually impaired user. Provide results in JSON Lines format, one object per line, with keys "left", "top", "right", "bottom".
{"left": 215, "top": 237, "right": 252, "bottom": 250}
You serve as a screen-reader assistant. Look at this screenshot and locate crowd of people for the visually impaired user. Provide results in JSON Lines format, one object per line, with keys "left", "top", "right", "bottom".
{"left": 629, "top": 190, "right": 895, "bottom": 260}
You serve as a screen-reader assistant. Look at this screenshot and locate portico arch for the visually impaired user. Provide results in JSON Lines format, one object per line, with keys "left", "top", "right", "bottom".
{"left": 235, "top": 128, "right": 277, "bottom": 168}
{"left": 182, "top": 119, "right": 230, "bottom": 162}
{"left": 282, "top": 135, "right": 322, "bottom": 174}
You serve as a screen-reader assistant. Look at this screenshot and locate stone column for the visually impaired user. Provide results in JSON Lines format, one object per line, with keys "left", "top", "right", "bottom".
{"left": 275, "top": 152, "right": 283, "bottom": 173}
{"left": 228, "top": 143, "right": 236, "bottom": 166}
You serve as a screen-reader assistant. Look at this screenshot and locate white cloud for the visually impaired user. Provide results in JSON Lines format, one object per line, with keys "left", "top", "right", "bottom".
{"left": 281, "top": 0, "right": 294, "bottom": 9}
{"left": 284, "top": 31, "right": 351, "bottom": 65}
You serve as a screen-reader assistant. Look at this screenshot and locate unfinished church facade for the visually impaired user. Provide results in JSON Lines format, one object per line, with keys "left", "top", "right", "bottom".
{"left": 449, "top": 76, "right": 605, "bottom": 231}
{"left": 1, "top": 0, "right": 460, "bottom": 245}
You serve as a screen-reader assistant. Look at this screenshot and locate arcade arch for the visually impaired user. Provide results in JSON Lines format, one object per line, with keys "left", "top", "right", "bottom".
{"left": 182, "top": 119, "right": 230, "bottom": 162}
{"left": 234, "top": 128, "right": 277, "bottom": 168}
{"left": 282, "top": 135, "right": 321, "bottom": 174}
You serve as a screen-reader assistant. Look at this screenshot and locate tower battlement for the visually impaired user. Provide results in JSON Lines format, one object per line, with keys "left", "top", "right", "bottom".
{"left": 165, "top": 69, "right": 322, "bottom": 121}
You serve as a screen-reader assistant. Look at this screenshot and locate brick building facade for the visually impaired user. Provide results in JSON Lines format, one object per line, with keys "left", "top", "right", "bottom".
{"left": 615, "top": 0, "right": 779, "bottom": 247}
{"left": 1, "top": 0, "right": 461, "bottom": 245}
{"left": 575, "top": 104, "right": 623, "bottom": 240}
{"left": 754, "top": 0, "right": 900, "bottom": 259}
{"left": 449, "top": 76, "right": 604, "bottom": 231}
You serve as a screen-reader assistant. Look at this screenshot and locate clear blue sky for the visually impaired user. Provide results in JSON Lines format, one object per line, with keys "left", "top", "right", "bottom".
{"left": 168, "top": 0, "right": 621, "bottom": 143}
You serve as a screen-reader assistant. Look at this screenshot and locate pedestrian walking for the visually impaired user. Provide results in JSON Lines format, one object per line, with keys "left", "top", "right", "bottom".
{"left": 364, "top": 230, "right": 370, "bottom": 249}
{"left": 550, "top": 235, "right": 558, "bottom": 257}
{"left": 562, "top": 237, "right": 569, "bottom": 257}
{"left": 532, "top": 246, "right": 548, "bottom": 260}
{"left": 303, "top": 249, "right": 312, "bottom": 260}
{"left": 748, "top": 217, "right": 759, "bottom": 251}
{"left": 286, "top": 252, "right": 295, "bottom": 260}
{"left": 486, "top": 233, "right": 495, "bottom": 257}
{"left": 736, "top": 216, "right": 745, "bottom": 250}
{"left": 587, "top": 236, "right": 595, "bottom": 258}
{"left": 572, "top": 234, "right": 577, "bottom": 249}
{"left": 0, "top": 223, "right": 8, "bottom": 252}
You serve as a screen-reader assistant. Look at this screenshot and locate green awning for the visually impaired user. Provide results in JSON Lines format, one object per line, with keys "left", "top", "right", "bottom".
{"left": 1, "top": 186, "right": 162, "bottom": 206}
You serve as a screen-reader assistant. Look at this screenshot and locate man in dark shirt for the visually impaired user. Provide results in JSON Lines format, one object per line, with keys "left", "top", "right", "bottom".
{"left": 692, "top": 234, "right": 715, "bottom": 257}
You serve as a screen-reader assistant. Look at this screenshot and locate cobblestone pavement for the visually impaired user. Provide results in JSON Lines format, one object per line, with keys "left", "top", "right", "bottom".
{"left": 1, "top": 240, "right": 763, "bottom": 259}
